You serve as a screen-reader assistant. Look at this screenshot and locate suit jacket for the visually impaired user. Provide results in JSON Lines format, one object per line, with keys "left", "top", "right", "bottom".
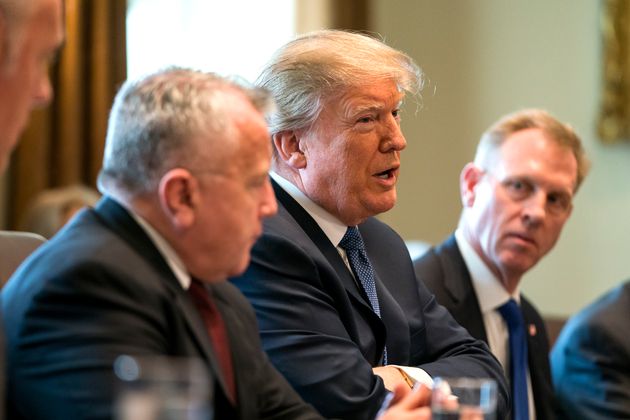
{"left": 551, "top": 281, "right": 630, "bottom": 420}
{"left": 415, "top": 235, "right": 558, "bottom": 420}
{"left": 1, "top": 197, "right": 320, "bottom": 420}
{"left": 230, "top": 181, "right": 508, "bottom": 419}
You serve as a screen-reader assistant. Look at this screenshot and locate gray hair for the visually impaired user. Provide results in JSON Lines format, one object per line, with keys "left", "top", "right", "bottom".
{"left": 98, "top": 67, "right": 273, "bottom": 196}
{"left": 257, "top": 29, "right": 423, "bottom": 136}
{"left": 474, "top": 108, "right": 590, "bottom": 192}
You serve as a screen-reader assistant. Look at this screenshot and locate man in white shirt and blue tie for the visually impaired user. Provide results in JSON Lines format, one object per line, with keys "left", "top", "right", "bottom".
{"left": 416, "top": 108, "right": 590, "bottom": 420}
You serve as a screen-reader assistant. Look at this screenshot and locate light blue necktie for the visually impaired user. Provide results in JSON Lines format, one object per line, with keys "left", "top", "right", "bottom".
{"left": 339, "top": 226, "right": 387, "bottom": 365}
{"left": 498, "top": 298, "right": 529, "bottom": 420}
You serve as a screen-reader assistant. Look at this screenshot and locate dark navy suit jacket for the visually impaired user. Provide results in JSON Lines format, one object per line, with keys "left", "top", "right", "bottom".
{"left": 415, "top": 235, "right": 558, "bottom": 420}
{"left": 2, "top": 197, "right": 320, "bottom": 420}
{"left": 231, "top": 181, "right": 508, "bottom": 419}
{"left": 551, "top": 281, "right": 630, "bottom": 419}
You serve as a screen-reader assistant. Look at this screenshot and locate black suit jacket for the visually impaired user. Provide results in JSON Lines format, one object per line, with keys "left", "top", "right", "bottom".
{"left": 2, "top": 197, "right": 320, "bottom": 420}
{"left": 230, "top": 181, "right": 508, "bottom": 419}
{"left": 551, "top": 281, "right": 630, "bottom": 419}
{"left": 415, "top": 234, "right": 558, "bottom": 420}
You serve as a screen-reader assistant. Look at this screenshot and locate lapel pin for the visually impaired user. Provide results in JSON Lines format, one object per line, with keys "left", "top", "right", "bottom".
{"left": 529, "top": 324, "right": 537, "bottom": 336}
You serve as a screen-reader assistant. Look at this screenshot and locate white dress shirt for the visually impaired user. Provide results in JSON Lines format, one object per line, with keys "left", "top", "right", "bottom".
{"left": 455, "top": 229, "right": 536, "bottom": 419}
{"left": 123, "top": 201, "right": 191, "bottom": 291}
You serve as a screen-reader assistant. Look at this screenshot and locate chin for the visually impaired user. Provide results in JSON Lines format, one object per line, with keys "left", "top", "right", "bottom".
{"left": 227, "top": 257, "right": 251, "bottom": 278}
{"left": 371, "top": 198, "right": 397, "bottom": 216}
{"left": 502, "top": 256, "right": 537, "bottom": 275}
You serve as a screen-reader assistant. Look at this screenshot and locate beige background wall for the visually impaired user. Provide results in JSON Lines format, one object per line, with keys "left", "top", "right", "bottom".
{"left": 370, "top": 0, "right": 630, "bottom": 317}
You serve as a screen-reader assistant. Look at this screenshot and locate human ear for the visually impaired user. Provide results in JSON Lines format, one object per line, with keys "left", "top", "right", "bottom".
{"left": 158, "top": 169, "right": 198, "bottom": 230}
{"left": 273, "top": 130, "right": 306, "bottom": 169}
{"left": 460, "top": 163, "right": 483, "bottom": 207}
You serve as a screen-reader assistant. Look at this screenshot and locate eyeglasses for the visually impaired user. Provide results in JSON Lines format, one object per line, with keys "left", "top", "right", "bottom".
{"left": 483, "top": 171, "right": 573, "bottom": 216}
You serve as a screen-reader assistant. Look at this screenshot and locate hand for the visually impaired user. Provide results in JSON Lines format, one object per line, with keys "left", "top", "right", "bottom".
{"left": 377, "top": 383, "right": 432, "bottom": 420}
{"left": 373, "top": 365, "right": 411, "bottom": 391}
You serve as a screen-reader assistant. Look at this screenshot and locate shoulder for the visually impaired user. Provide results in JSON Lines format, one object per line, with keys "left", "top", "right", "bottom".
{"left": 414, "top": 235, "right": 460, "bottom": 285}
{"left": 555, "top": 281, "right": 630, "bottom": 355}
{"left": 360, "top": 217, "right": 408, "bottom": 256}
{"left": 2, "top": 209, "right": 175, "bottom": 325}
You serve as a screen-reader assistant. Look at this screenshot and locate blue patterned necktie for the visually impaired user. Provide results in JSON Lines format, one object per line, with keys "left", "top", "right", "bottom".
{"left": 339, "top": 226, "right": 387, "bottom": 364}
{"left": 498, "top": 299, "right": 529, "bottom": 420}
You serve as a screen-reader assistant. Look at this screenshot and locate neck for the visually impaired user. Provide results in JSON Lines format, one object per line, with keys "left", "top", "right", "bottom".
{"left": 500, "top": 275, "right": 521, "bottom": 296}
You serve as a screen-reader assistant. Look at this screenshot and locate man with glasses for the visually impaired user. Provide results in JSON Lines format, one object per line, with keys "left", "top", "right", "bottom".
{"left": 414, "top": 109, "right": 590, "bottom": 420}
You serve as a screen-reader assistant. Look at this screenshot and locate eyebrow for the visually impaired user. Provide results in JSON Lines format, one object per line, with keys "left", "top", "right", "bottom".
{"left": 345, "top": 100, "right": 404, "bottom": 117}
{"left": 505, "top": 175, "right": 574, "bottom": 195}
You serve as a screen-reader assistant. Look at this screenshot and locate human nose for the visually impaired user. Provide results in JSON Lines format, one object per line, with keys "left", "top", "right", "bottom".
{"left": 260, "top": 179, "right": 278, "bottom": 218}
{"left": 380, "top": 117, "right": 406, "bottom": 152}
{"left": 522, "top": 191, "right": 546, "bottom": 226}
{"left": 32, "top": 72, "right": 53, "bottom": 108}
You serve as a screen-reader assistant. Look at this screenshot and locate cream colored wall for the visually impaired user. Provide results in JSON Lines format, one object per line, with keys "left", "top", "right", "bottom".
{"left": 371, "top": 0, "right": 630, "bottom": 317}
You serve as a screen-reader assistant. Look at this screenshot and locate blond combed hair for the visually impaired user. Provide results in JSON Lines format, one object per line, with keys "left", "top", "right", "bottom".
{"left": 475, "top": 109, "right": 590, "bottom": 192}
{"left": 257, "top": 29, "right": 423, "bottom": 135}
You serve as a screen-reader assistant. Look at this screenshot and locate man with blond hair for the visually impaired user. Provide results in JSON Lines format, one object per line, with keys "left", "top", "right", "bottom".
{"left": 416, "top": 109, "right": 590, "bottom": 420}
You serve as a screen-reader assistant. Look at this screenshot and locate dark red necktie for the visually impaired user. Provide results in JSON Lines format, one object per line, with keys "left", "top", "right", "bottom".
{"left": 188, "top": 279, "right": 236, "bottom": 404}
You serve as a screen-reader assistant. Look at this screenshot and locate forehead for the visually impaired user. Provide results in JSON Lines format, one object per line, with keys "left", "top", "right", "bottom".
{"left": 494, "top": 128, "right": 578, "bottom": 186}
{"left": 29, "top": 0, "right": 64, "bottom": 40}
{"left": 335, "top": 80, "right": 404, "bottom": 113}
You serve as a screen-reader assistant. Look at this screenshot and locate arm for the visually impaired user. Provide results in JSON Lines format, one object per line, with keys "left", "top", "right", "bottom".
{"left": 363, "top": 222, "right": 509, "bottom": 418}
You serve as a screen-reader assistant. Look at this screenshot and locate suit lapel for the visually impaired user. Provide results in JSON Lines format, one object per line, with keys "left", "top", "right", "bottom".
{"left": 368, "top": 263, "right": 405, "bottom": 359}
{"left": 175, "top": 288, "right": 233, "bottom": 404}
{"left": 210, "top": 283, "right": 254, "bottom": 419}
{"left": 94, "top": 197, "right": 175, "bottom": 279}
{"left": 521, "top": 298, "right": 550, "bottom": 418}
{"left": 272, "top": 181, "right": 380, "bottom": 318}
{"left": 94, "top": 197, "right": 232, "bottom": 403}
{"left": 438, "top": 236, "right": 488, "bottom": 342}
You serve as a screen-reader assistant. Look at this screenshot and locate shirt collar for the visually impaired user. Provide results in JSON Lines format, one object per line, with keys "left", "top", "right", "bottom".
{"left": 270, "top": 171, "right": 348, "bottom": 246}
{"left": 121, "top": 200, "right": 191, "bottom": 290}
{"left": 454, "top": 228, "right": 520, "bottom": 313}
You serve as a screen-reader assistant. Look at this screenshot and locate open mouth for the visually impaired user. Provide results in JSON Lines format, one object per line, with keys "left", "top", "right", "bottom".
{"left": 375, "top": 166, "right": 398, "bottom": 180}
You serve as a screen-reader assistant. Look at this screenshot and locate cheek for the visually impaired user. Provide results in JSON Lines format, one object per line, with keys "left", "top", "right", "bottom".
{"left": 541, "top": 223, "right": 565, "bottom": 248}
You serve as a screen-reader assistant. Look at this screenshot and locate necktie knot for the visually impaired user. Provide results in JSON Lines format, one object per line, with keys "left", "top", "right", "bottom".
{"left": 339, "top": 226, "right": 364, "bottom": 251}
{"left": 498, "top": 298, "right": 524, "bottom": 330}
